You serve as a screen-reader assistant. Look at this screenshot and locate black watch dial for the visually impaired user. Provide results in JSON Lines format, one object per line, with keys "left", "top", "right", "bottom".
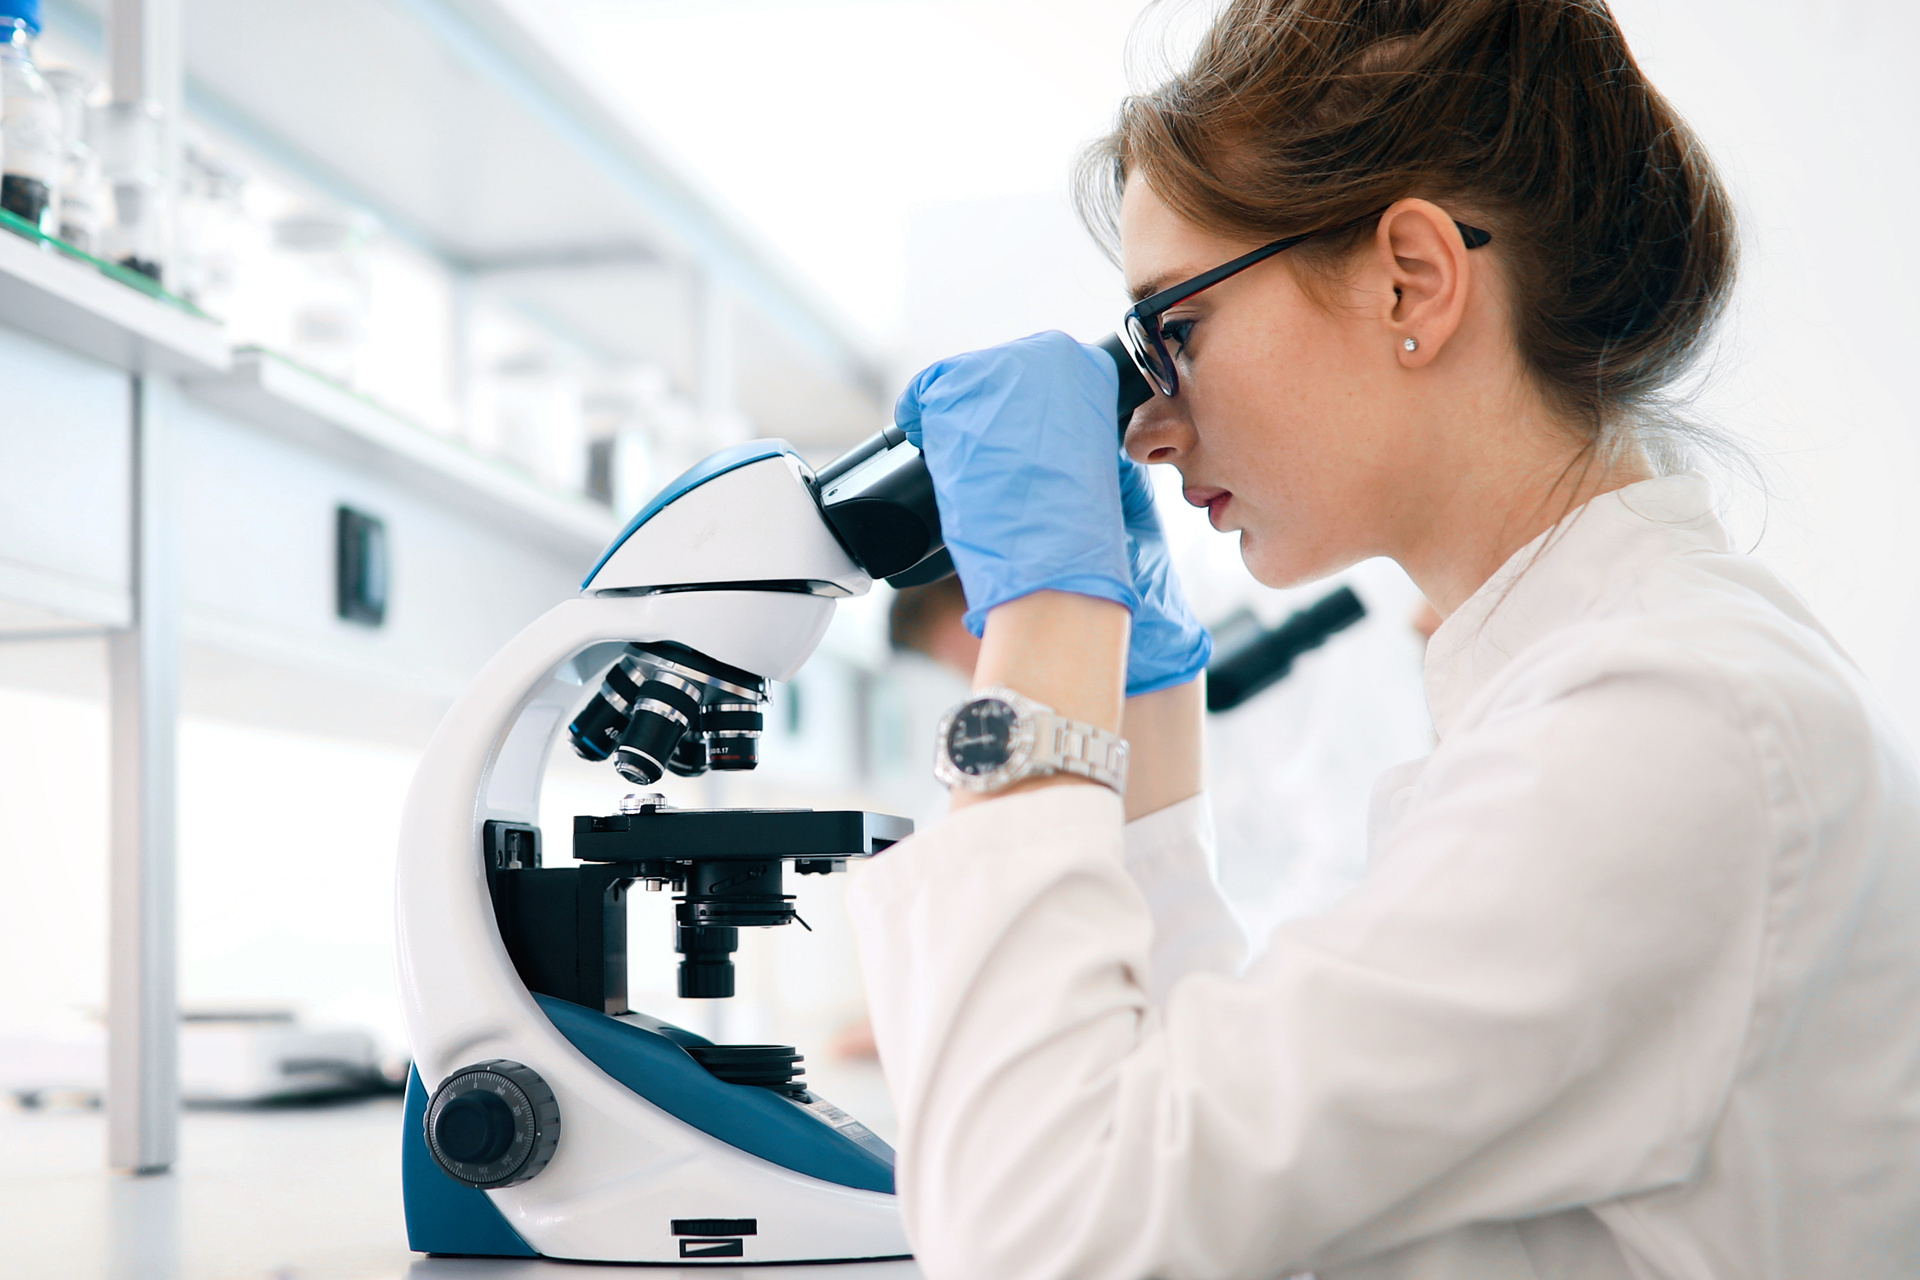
{"left": 946, "top": 698, "right": 1018, "bottom": 776}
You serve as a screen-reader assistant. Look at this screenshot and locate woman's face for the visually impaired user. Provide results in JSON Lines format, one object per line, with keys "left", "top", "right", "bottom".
{"left": 1119, "top": 174, "right": 1439, "bottom": 588}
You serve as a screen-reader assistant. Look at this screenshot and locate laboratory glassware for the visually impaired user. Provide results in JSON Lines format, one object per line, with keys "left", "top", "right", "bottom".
{"left": 96, "top": 97, "right": 168, "bottom": 280}
{"left": 0, "top": 0, "right": 62, "bottom": 234}
{"left": 42, "top": 67, "right": 103, "bottom": 254}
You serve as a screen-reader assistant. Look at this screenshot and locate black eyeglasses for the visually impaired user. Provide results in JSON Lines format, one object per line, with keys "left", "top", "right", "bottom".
{"left": 1119, "top": 214, "right": 1493, "bottom": 398}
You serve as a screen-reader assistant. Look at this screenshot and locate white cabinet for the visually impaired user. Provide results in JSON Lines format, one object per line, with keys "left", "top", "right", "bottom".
{"left": 173, "top": 395, "right": 596, "bottom": 745}
{"left": 0, "top": 324, "right": 132, "bottom": 631}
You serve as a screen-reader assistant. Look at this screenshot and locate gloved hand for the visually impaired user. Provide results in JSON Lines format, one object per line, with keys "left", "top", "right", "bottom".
{"left": 896, "top": 331, "right": 1138, "bottom": 635}
{"left": 1119, "top": 456, "right": 1213, "bottom": 695}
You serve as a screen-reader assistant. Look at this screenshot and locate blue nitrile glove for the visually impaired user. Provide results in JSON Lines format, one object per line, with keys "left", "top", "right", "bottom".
{"left": 895, "top": 331, "right": 1139, "bottom": 636}
{"left": 1119, "top": 456, "right": 1213, "bottom": 695}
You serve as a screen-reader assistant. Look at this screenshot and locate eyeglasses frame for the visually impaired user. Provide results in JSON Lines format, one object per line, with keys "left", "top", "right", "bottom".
{"left": 1119, "top": 212, "right": 1494, "bottom": 398}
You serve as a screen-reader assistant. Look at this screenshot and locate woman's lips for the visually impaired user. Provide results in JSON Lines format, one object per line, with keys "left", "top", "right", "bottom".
{"left": 1184, "top": 486, "right": 1232, "bottom": 529}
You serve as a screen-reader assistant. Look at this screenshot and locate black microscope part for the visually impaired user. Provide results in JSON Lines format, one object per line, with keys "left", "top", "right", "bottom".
{"left": 666, "top": 731, "right": 711, "bottom": 777}
{"left": 568, "top": 659, "right": 642, "bottom": 763}
{"left": 815, "top": 332, "right": 1152, "bottom": 588}
{"left": 435, "top": 1089, "right": 517, "bottom": 1163}
{"left": 612, "top": 676, "right": 702, "bottom": 785}
{"left": 424, "top": 1059, "right": 561, "bottom": 1189}
{"left": 677, "top": 923, "right": 741, "bottom": 998}
{"left": 571, "top": 642, "right": 768, "bottom": 783}
{"left": 568, "top": 695, "right": 626, "bottom": 762}
{"left": 684, "top": 1045, "right": 807, "bottom": 1098}
{"left": 641, "top": 640, "right": 766, "bottom": 693}
{"left": 1205, "top": 585, "right": 1368, "bottom": 713}
{"left": 1097, "top": 330, "right": 1158, "bottom": 429}
{"left": 485, "top": 809, "right": 911, "bottom": 1017}
{"left": 484, "top": 820, "right": 634, "bottom": 1014}
{"left": 814, "top": 428, "right": 944, "bottom": 580}
{"left": 704, "top": 703, "right": 762, "bottom": 771}
{"left": 673, "top": 1219, "right": 758, "bottom": 1238}
{"left": 572, "top": 808, "right": 910, "bottom": 862}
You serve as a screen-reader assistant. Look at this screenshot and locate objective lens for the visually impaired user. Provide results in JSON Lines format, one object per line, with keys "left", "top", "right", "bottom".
{"left": 667, "top": 732, "right": 711, "bottom": 778}
{"left": 611, "top": 677, "right": 701, "bottom": 786}
{"left": 568, "top": 696, "right": 624, "bottom": 762}
{"left": 706, "top": 703, "right": 763, "bottom": 771}
{"left": 567, "top": 660, "right": 643, "bottom": 762}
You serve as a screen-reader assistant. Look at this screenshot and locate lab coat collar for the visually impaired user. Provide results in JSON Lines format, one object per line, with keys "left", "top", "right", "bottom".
{"left": 1423, "top": 473, "right": 1728, "bottom": 738}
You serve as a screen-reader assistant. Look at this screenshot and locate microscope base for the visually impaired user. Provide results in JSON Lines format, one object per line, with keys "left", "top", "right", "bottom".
{"left": 402, "top": 996, "right": 909, "bottom": 1264}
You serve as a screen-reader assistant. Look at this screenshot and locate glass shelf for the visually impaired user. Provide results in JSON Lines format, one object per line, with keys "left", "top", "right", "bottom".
{"left": 0, "top": 206, "right": 213, "bottom": 320}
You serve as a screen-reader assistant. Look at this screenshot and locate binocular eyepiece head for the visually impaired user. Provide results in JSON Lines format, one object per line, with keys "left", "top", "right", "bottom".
{"left": 568, "top": 644, "right": 768, "bottom": 785}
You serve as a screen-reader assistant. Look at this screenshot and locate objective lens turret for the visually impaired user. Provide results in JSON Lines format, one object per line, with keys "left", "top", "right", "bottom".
{"left": 571, "top": 644, "right": 769, "bottom": 785}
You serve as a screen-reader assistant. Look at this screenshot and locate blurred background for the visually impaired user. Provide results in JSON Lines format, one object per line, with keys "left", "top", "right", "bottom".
{"left": 0, "top": 0, "right": 1913, "bottom": 1275}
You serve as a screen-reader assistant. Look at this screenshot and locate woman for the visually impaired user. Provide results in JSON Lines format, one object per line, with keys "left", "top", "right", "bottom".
{"left": 846, "top": 1, "right": 1920, "bottom": 1277}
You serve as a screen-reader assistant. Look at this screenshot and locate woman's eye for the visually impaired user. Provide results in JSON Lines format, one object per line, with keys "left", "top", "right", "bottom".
{"left": 1162, "top": 317, "right": 1197, "bottom": 354}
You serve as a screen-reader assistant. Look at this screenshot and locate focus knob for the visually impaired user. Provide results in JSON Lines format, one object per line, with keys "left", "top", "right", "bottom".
{"left": 425, "top": 1059, "right": 560, "bottom": 1189}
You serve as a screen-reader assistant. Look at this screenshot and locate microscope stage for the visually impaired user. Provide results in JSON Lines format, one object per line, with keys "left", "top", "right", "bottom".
{"left": 572, "top": 808, "right": 912, "bottom": 864}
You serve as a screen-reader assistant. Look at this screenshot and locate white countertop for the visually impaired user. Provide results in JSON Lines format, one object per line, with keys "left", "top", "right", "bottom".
{"left": 410, "top": 1257, "right": 920, "bottom": 1278}
{"left": 0, "top": 1093, "right": 920, "bottom": 1279}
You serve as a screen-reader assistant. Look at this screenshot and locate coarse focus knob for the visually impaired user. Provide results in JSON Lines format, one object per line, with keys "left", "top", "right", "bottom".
{"left": 425, "top": 1059, "right": 560, "bottom": 1189}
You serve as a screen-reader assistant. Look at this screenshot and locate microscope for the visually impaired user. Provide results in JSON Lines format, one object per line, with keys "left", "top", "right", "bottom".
{"left": 396, "top": 336, "right": 1150, "bottom": 1264}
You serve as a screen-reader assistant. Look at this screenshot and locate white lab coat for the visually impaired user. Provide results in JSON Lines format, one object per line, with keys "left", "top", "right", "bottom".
{"left": 846, "top": 474, "right": 1920, "bottom": 1279}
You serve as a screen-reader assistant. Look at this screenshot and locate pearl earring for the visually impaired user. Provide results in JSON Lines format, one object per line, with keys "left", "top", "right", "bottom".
{"left": 1403, "top": 337, "right": 1418, "bottom": 352}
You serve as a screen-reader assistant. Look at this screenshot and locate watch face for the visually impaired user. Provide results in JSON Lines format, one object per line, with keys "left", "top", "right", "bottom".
{"left": 946, "top": 698, "right": 1018, "bottom": 776}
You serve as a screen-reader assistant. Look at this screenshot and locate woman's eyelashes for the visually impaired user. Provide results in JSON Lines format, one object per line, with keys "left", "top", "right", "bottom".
{"left": 1163, "top": 316, "right": 1198, "bottom": 358}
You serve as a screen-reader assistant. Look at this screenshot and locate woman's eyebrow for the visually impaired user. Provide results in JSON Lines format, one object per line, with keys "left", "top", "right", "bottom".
{"left": 1129, "top": 271, "right": 1185, "bottom": 303}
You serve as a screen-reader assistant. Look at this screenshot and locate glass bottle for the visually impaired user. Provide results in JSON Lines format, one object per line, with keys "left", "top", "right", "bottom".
{"left": 42, "top": 68, "right": 103, "bottom": 254}
{"left": 0, "top": 1, "right": 61, "bottom": 234}
{"left": 272, "top": 207, "right": 374, "bottom": 385}
{"left": 174, "top": 141, "right": 247, "bottom": 314}
{"left": 96, "top": 97, "right": 166, "bottom": 280}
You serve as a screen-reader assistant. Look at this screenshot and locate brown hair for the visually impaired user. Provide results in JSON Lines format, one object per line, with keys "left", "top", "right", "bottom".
{"left": 889, "top": 575, "right": 970, "bottom": 656}
{"left": 1076, "top": 0, "right": 1737, "bottom": 452}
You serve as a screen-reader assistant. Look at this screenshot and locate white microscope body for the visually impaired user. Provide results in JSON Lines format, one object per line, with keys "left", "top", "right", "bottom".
{"left": 395, "top": 440, "right": 932, "bottom": 1264}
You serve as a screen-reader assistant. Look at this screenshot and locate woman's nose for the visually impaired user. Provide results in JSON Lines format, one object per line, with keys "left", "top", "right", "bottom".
{"left": 1124, "top": 392, "right": 1192, "bottom": 465}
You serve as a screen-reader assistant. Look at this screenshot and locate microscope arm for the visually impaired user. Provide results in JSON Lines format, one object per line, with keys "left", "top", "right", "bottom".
{"left": 397, "top": 590, "right": 837, "bottom": 1083}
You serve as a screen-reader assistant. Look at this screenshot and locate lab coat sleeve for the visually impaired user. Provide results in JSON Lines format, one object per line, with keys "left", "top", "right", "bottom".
{"left": 845, "top": 648, "right": 1775, "bottom": 1280}
{"left": 1122, "top": 794, "right": 1248, "bottom": 1003}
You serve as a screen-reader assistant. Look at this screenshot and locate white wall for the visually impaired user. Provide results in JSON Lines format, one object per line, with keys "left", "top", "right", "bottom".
{"left": 1606, "top": 0, "right": 1920, "bottom": 747}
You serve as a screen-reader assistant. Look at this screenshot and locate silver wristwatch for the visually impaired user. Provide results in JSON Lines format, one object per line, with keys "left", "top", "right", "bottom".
{"left": 934, "top": 685, "right": 1128, "bottom": 796}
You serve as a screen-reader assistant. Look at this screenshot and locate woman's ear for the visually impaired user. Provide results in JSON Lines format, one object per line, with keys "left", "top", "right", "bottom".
{"left": 1375, "top": 199, "right": 1473, "bottom": 369}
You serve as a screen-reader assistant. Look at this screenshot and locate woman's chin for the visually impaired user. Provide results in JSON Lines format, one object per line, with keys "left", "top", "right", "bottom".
{"left": 1237, "top": 533, "right": 1297, "bottom": 588}
{"left": 1240, "top": 533, "right": 1349, "bottom": 590}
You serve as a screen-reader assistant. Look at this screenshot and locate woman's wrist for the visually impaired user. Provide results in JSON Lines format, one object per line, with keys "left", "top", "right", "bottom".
{"left": 1121, "top": 678, "right": 1205, "bottom": 823}
{"left": 948, "top": 590, "right": 1128, "bottom": 812}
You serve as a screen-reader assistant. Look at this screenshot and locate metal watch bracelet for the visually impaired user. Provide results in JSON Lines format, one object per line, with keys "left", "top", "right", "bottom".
{"left": 1033, "top": 711, "right": 1129, "bottom": 793}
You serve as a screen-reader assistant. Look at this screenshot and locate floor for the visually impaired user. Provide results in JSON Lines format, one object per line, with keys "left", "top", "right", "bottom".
{"left": 0, "top": 1067, "right": 918, "bottom": 1280}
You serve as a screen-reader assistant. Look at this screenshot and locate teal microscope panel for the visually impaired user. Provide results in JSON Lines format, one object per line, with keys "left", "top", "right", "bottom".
{"left": 402, "top": 1068, "right": 540, "bottom": 1257}
{"left": 535, "top": 995, "right": 896, "bottom": 1195}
